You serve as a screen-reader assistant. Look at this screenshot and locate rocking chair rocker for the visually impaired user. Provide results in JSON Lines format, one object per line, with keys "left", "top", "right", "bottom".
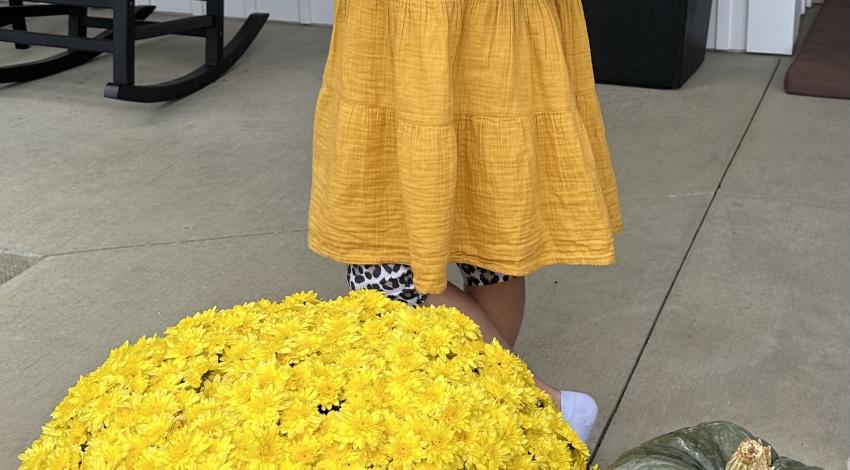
{"left": 0, "top": 0, "right": 268, "bottom": 102}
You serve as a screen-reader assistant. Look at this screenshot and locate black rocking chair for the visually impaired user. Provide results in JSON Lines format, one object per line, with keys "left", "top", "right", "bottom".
{"left": 0, "top": 0, "right": 268, "bottom": 102}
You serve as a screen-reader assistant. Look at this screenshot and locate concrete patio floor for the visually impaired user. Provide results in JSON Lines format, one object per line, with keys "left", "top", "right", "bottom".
{"left": 1, "top": 9, "right": 847, "bottom": 469}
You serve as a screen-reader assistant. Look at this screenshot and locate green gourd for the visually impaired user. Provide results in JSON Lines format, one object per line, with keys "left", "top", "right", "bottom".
{"left": 608, "top": 421, "right": 822, "bottom": 470}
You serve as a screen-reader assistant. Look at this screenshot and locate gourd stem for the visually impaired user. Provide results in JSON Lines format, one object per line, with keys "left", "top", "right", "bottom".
{"left": 724, "top": 438, "right": 773, "bottom": 470}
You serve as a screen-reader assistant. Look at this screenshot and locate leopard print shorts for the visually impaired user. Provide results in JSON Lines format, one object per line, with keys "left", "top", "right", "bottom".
{"left": 347, "top": 263, "right": 514, "bottom": 307}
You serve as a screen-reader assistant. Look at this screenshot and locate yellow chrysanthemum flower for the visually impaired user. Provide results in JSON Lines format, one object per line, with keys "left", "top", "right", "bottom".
{"left": 20, "top": 291, "right": 589, "bottom": 469}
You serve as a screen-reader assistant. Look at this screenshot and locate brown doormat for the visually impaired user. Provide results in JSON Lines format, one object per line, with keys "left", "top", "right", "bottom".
{"left": 784, "top": 0, "right": 850, "bottom": 99}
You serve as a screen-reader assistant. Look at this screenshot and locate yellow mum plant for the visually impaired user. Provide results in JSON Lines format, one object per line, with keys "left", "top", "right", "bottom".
{"left": 20, "top": 290, "right": 591, "bottom": 469}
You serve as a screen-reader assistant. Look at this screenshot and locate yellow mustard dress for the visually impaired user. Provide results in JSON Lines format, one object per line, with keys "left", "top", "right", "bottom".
{"left": 308, "top": 0, "right": 623, "bottom": 295}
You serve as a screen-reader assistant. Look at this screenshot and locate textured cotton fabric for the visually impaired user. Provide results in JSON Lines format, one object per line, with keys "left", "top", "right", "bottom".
{"left": 308, "top": 0, "right": 623, "bottom": 295}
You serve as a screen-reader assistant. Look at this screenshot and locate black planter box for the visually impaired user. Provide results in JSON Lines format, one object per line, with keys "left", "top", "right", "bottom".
{"left": 581, "top": 0, "right": 713, "bottom": 89}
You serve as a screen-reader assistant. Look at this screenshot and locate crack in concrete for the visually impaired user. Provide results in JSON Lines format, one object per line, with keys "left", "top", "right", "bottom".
{"left": 41, "top": 228, "right": 308, "bottom": 259}
{"left": 623, "top": 191, "right": 715, "bottom": 201}
{"left": 591, "top": 57, "right": 783, "bottom": 463}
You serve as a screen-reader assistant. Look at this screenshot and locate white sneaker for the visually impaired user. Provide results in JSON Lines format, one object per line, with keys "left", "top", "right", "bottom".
{"left": 560, "top": 390, "right": 598, "bottom": 443}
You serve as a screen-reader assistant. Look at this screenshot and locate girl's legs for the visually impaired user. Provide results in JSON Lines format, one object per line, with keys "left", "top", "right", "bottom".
{"left": 464, "top": 276, "right": 526, "bottom": 349}
{"left": 434, "top": 268, "right": 599, "bottom": 443}
{"left": 347, "top": 263, "right": 598, "bottom": 441}
{"left": 347, "top": 263, "right": 560, "bottom": 406}
{"left": 425, "top": 281, "right": 563, "bottom": 407}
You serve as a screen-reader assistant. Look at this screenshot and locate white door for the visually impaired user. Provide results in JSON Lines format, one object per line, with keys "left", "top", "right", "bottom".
{"left": 707, "top": 0, "right": 808, "bottom": 55}
{"left": 746, "top": 0, "right": 801, "bottom": 54}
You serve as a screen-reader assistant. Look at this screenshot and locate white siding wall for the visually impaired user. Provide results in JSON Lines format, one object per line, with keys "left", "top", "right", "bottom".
{"left": 142, "top": 0, "right": 334, "bottom": 24}
{"left": 149, "top": 0, "right": 812, "bottom": 55}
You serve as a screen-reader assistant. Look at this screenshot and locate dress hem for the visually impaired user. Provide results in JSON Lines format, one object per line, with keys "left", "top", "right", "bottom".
{"left": 308, "top": 226, "right": 622, "bottom": 295}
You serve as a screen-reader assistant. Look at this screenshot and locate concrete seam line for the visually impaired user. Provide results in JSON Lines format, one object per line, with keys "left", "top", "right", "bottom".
{"left": 590, "top": 57, "right": 782, "bottom": 464}
{"left": 40, "top": 229, "right": 308, "bottom": 260}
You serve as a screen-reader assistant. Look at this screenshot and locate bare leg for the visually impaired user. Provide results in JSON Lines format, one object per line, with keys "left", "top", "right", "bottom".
{"left": 426, "top": 282, "right": 561, "bottom": 409}
{"left": 465, "top": 277, "right": 526, "bottom": 349}
{"left": 462, "top": 276, "right": 600, "bottom": 443}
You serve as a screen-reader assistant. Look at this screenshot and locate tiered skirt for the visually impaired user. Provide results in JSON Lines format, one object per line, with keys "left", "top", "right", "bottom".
{"left": 308, "top": 0, "right": 623, "bottom": 294}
